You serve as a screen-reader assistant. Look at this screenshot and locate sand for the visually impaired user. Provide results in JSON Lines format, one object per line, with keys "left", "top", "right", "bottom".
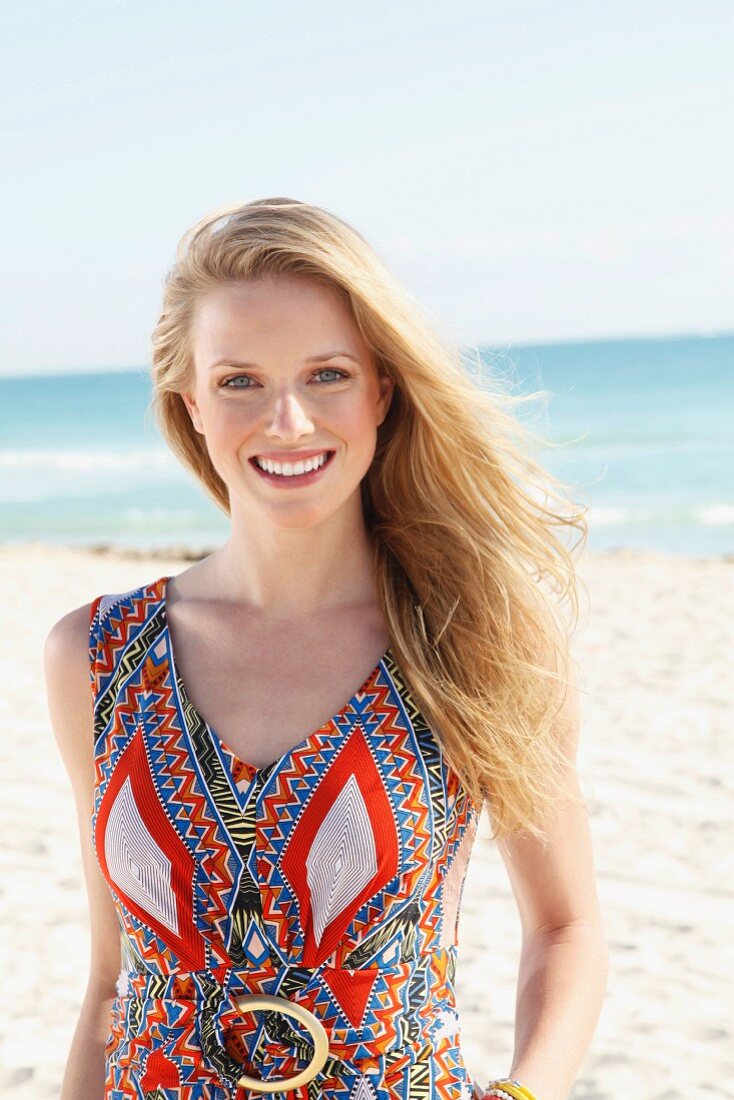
{"left": 0, "top": 542, "right": 732, "bottom": 1099}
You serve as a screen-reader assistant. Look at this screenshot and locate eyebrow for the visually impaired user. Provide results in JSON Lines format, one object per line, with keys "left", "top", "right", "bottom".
{"left": 208, "top": 351, "right": 360, "bottom": 371}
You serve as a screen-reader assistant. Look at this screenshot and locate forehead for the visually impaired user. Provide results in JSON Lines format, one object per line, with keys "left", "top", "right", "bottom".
{"left": 192, "top": 277, "right": 361, "bottom": 359}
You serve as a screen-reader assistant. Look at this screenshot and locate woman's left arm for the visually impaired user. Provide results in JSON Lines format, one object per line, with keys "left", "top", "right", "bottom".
{"left": 487, "top": 664, "right": 610, "bottom": 1100}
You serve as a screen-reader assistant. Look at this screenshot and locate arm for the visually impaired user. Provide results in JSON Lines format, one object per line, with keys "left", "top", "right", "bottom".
{"left": 485, "top": 663, "right": 609, "bottom": 1100}
{"left": 43, "top": 603, "right": 123, "bottom": 1100}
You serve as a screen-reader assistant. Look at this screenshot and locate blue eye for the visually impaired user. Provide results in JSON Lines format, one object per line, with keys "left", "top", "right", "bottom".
{"left": 221, "top": 375, "right": 255, "bottom": 389}
{"left": 314, "top": 368, "right": 349, "bottom": 383}
{"left": 221, "top": 368, "right": 350, "bottom": 389}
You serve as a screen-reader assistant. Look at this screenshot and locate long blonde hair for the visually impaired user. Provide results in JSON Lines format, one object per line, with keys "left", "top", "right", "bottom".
{"left": 149, "top": 197, "right": 589, "bottom": 843}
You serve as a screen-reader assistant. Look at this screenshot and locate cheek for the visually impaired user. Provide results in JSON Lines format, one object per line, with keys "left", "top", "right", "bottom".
{"left": 212, "top": 403, "right": 260, "bottom": 442}
{"left": 198, "top": 406, "right": 259, "bottom": 475}
{"left": 338, "top": 398, "right": 381, "bottom": 446}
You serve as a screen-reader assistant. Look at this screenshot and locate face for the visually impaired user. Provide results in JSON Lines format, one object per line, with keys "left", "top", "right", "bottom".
{"left": 181, "top": 275, "right": 394, "bottom": 529}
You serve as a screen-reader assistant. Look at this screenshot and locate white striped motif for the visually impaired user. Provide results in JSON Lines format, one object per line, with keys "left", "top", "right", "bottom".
{"left": 305, "top": 773, "right": 378, "bottom": 946}
{"left": 104, "top": 775, "right": 180, "bottom": 934}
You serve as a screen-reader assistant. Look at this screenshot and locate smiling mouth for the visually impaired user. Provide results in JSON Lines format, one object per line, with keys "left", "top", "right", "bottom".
{"left": 249, "top": 450, "right": 336, "bottom": 483}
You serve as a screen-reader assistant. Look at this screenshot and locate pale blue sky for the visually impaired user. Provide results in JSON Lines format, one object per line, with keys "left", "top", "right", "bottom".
{"left": 2, "top": 0, "right": 732, "bottom": 377}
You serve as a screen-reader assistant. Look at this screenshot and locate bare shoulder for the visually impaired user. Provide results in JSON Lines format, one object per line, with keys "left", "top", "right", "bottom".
{"left": 44, "top": 598, "right": 93, "bottom": 665}
{"left": 43, "top": 600, "right": 97, "bottom": 784}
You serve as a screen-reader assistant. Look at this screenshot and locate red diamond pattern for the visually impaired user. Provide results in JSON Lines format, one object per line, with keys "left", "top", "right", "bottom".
{"left": 95, "top": 725, "right": 206, "bottom": 971}
{"left": 280, "top": 725, "right": 399, "bottom": 967}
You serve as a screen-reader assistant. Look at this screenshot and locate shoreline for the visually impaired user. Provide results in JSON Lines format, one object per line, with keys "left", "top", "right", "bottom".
{"left": 3, "top": 537, "right": 734, "bottom": 565}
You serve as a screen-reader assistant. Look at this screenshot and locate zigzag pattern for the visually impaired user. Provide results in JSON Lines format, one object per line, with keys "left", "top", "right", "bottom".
{"left": 90, "top": 575, "right": 480, "bottom": 1100}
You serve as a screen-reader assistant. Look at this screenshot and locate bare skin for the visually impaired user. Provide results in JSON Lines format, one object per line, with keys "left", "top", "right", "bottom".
{"left": 489, "top": 673, "right": 610, "bottom": 1100}
{"left": 45, "top": 273, "right": 607, "bottom": 1100}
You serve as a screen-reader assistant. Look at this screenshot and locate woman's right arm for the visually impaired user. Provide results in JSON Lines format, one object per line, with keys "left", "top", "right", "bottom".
{"left": 43, "top": 602, "right": 123, "bottom": 1100}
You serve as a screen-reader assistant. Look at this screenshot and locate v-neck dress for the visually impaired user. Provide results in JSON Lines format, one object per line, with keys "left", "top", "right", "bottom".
{"left": 89, "top": 575, "right": 481, "bottom": 1100}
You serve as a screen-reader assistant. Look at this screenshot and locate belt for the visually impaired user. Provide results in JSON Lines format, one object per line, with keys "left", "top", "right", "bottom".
{"left": 112, "top": 947, "right": 460, "bottom": 1094}
{"left": 230, "top": 992, "right": 329, "bottom": 1092}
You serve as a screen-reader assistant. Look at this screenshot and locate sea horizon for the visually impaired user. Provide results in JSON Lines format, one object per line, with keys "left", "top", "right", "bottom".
{"left": 2, "top": 330, "right": 732, "bottom": 559}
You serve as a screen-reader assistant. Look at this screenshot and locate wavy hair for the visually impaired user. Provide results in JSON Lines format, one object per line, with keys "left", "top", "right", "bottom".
{"left": 149, "top": 197, "right": 590, "bottom": 843}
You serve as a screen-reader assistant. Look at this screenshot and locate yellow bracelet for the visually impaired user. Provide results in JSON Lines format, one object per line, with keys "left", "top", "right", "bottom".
{"left": 485, "top": 1078, "right": 539, "bottom": 1100}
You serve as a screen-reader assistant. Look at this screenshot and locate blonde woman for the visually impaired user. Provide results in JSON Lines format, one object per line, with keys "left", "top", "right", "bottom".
{"left": 45, "top": 197, "right": 609, "bottom": 1100}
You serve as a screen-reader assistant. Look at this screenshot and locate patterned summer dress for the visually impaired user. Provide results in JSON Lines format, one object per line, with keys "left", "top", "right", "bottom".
{"left": 89, "top": 575, "right": 481, "bottom": 1100}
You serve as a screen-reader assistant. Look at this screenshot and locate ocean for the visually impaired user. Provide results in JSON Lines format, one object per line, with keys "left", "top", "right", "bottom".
{"left": 1, "top": 332, "right": 732, "bottom": 558}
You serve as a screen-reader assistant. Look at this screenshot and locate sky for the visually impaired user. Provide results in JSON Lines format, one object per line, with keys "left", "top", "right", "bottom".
{"left": 1, "top": 0, "right": 732, "bottom": 377}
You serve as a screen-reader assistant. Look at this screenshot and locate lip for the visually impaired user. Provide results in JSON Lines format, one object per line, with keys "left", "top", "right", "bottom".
{"left": 249, "top": 449, "right": 336, "bottom": 487}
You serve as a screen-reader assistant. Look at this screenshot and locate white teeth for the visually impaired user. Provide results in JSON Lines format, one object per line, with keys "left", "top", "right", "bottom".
{"left": 255, "top": 451, "right": 330, "bottom": 476}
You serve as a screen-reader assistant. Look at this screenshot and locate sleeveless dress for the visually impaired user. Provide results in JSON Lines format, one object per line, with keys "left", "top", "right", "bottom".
{"left": 89, "top": 574, "right": 481, "bottom": 1100}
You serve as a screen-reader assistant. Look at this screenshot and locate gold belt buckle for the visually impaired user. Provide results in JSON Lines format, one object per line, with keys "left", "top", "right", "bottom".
{"left": 232, "top": 993, "right": 330, "bottom": 1093}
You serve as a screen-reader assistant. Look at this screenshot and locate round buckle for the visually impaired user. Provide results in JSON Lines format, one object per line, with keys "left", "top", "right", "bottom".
{"left": 232, "top": 993, "right": 330, "bottom": 1093}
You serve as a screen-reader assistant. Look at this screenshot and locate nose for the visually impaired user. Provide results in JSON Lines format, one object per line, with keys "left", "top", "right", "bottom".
{"left": 263, "top": 391, "right": 316, "bottom": 442}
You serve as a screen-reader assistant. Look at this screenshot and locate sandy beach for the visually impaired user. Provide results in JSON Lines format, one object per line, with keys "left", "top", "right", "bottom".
{"left": 0, "top": 541, "right": 732, "bottom": 1100}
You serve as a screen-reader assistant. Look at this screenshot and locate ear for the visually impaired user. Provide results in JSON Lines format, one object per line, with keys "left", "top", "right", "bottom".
{"left": 180, "top": 390, "right": 205, "bottom": 435}
{"left": 376, "top": 374, "right": 395, "bottom": 427}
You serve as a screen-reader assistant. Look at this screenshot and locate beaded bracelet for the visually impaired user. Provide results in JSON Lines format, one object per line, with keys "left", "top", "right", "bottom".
{"left": 484, "top": 1077, "right": 539, "bottom": 1100}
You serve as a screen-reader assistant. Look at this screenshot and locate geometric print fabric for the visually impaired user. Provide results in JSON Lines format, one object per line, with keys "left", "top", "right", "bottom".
{"left": 105, "top": 774, "right": 179, "bottom": 935}
{"left": 89, "top": 575, "right": 481, "bottom": 1100}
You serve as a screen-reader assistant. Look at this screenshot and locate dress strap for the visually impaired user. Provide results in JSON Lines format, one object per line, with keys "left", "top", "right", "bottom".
{"left": 88, "top": 593, "right": 106, "bottom": 734}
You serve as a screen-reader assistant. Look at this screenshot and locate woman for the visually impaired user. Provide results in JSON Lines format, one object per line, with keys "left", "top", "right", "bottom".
{"left": 45, "top": 197, "right": 609, "bottom": 1100}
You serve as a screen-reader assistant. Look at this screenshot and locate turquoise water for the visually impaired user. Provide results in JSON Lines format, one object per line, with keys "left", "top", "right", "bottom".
{"left": 1, "top": 332, "right": 732, "bottom": 557}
